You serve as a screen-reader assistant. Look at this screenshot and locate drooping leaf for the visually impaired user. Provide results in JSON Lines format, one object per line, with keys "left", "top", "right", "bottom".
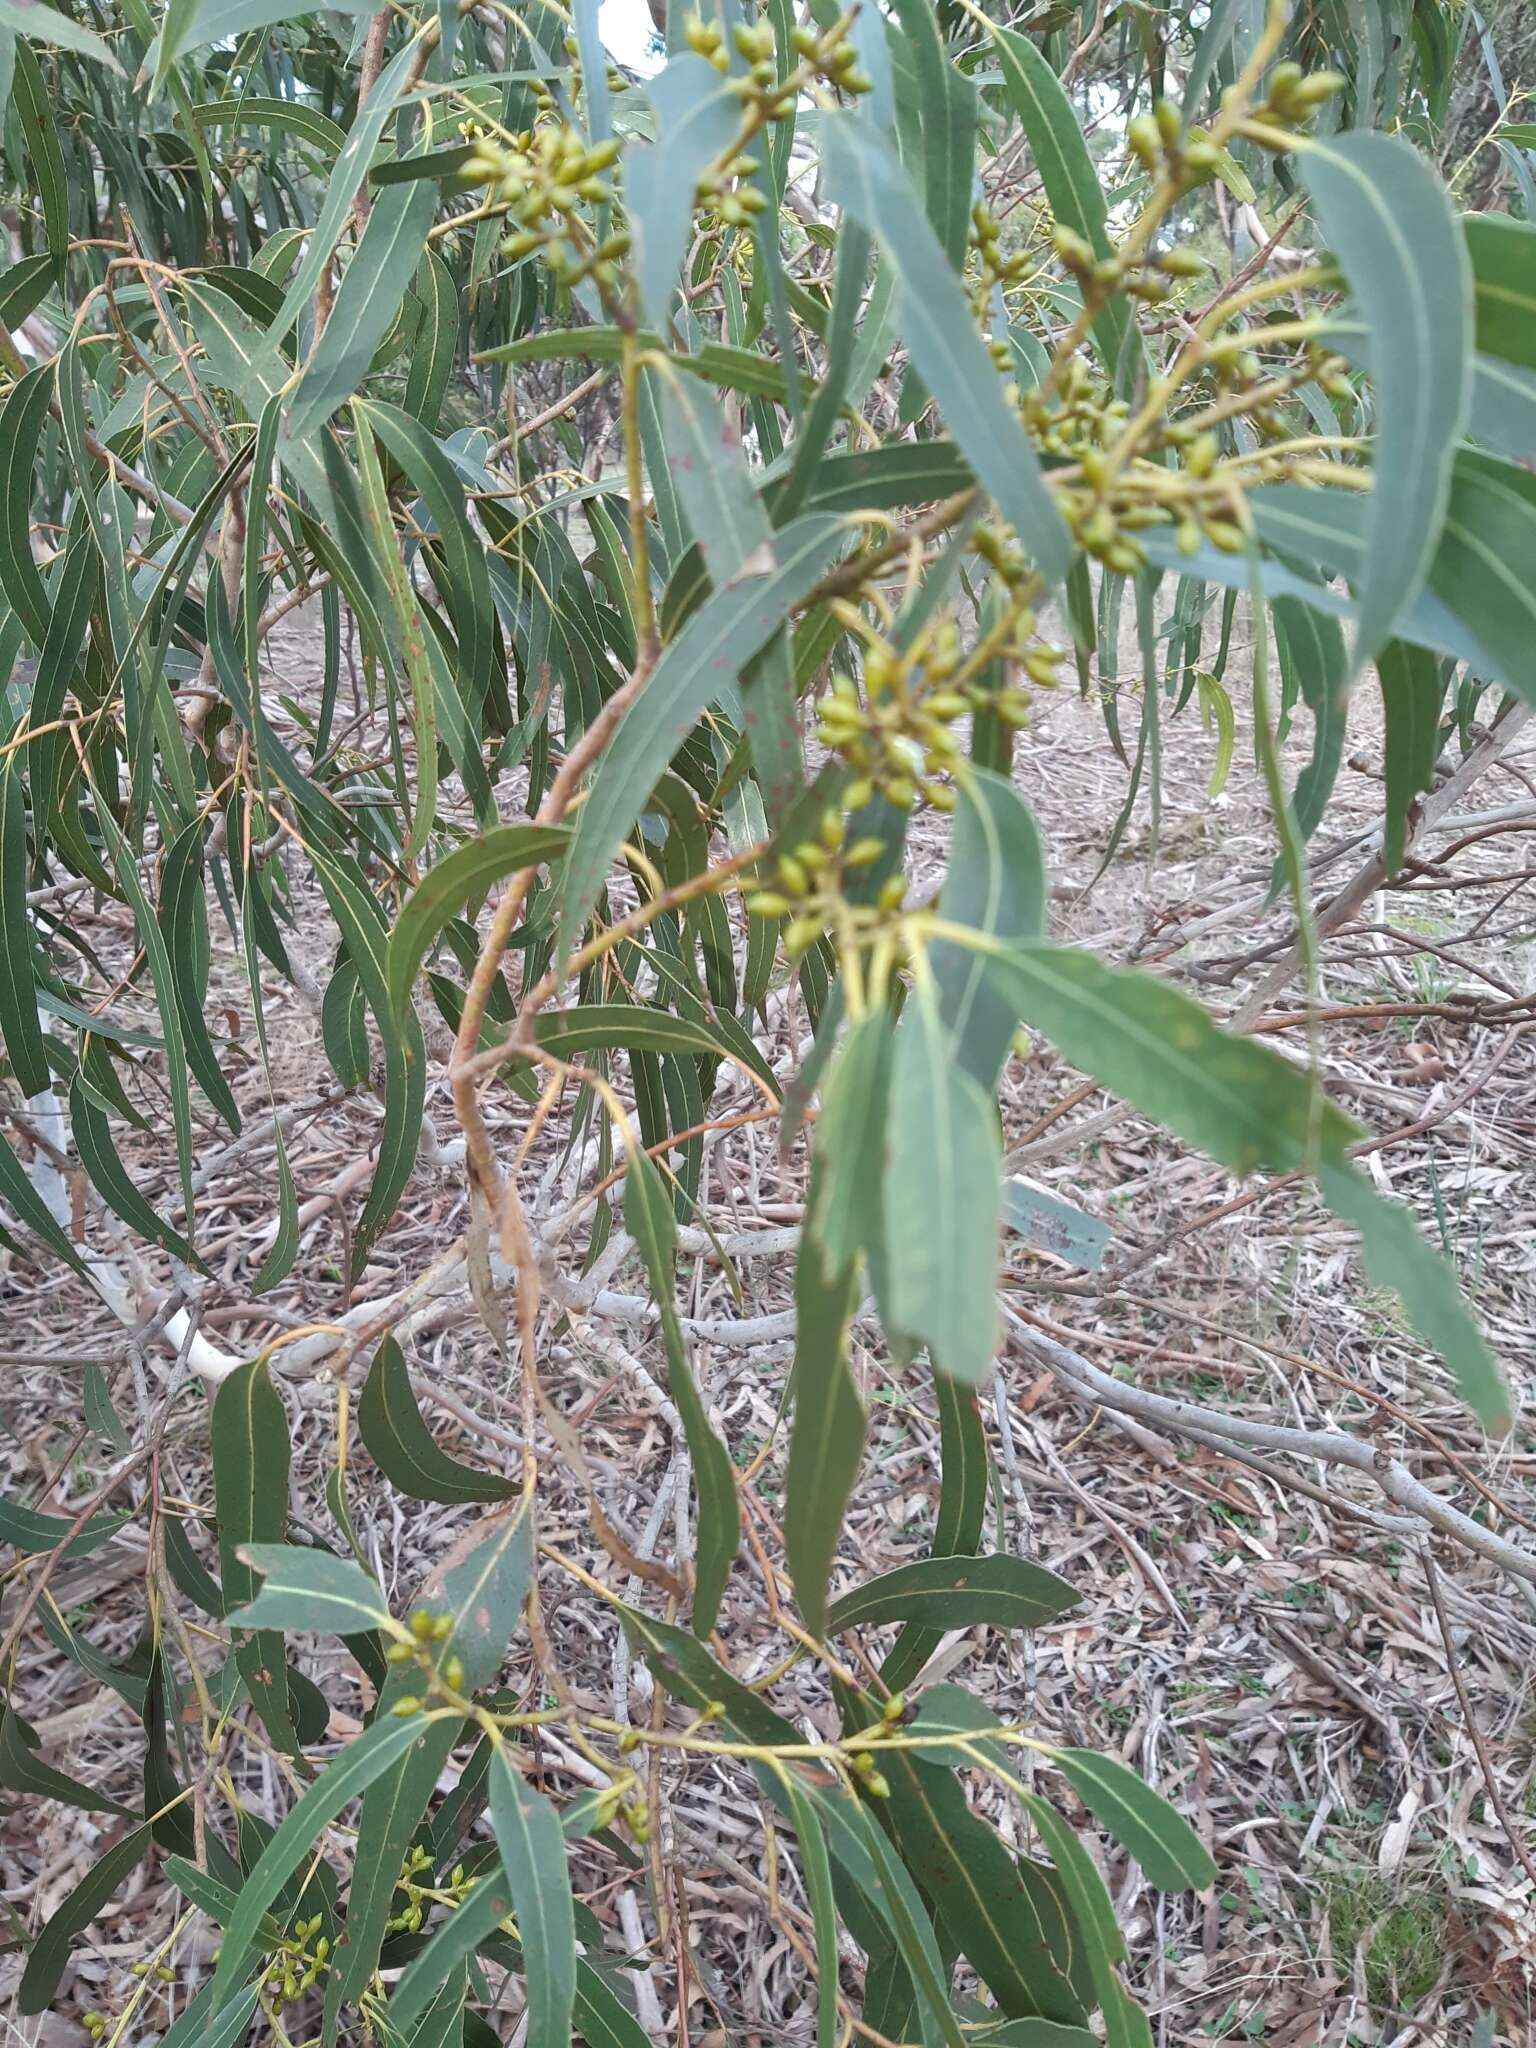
{"left": 358, "top": 1334, "right": 516, "bottom": 1505}
{"left": 623, "top": 1144, "right": 739, "bottom": 1632}
{"left": 212, "top": 1361, "right": 299, "bottom": 1757}
{"left": 487, "top": 1747, "right": 577, "bottom": 2048}
{"left": 628, "top": 56, "right": 743, "bottom": 332}
{"left": 783, "top": 1221, "right": 865, "bottom": 1639}
{"left": 822, "top": 114, "right": 1072, "bottom": 586}
{"left": 325, "top": 1500, "right": 535, "bottom": 2022}
{"left": 559, "top": 514, "right": 846, "bottom": 954}
{"left": 1052, "top": 1749, "right": 1215, "bottom": 1891}
{"left": 18, "top": 1824, "right": 154, "bottom": 2012}
{"left": 1297, "top": 130, "right": 1471, "bottom": 667}
{"left": 933, "top": 769, "right": 1046, "bottom": 1089}
{"left": 882, "top": 979, "right": 1002, "bottom": 1384}
{"left": 1378, "top": 638, "right": 1446, "bottom": 874}
{"left": 827, "top": 1553, "right": 1078, "bottom": 1635}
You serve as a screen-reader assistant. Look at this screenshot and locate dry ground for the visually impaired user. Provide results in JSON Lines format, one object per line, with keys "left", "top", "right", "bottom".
{"left": 2, "top": 606, "right": 1534, "bottom": 2047}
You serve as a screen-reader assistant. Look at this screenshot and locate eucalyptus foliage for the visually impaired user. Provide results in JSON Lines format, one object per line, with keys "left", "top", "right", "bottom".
{"left": 0, "top": 0, "right": 1526, "bottom": 2039}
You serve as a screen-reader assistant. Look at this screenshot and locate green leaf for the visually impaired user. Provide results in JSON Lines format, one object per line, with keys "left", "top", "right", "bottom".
{"left": 559, "top": 513, "right": 846, "bottom": 953}
{"left": 656, "top": 360, "right": 774, "bottom": 588}
{"left": 487, "top": 1748, "right": 577, "bottom": 2048}
{"left": 326, "top": 1500, "right": 535, "bottom": 2021}
{"left": 1273, "top": 597, "right": 1349, "bottom": 845}
{"left": 1015, "top": 1793, "right": 1152, "bottom": 2048}
{"left": 1052, "top": 1749, "right": 1215, "bottom": 1891}
{"left": 1002, "top": 1180, "right": 1111, "bottom": 1273}
{"left": 934, "top": 769, "right": 1046, "bottom": 1089}
{"left": 808, "top": 1004, "right": 892, "bottom": 1275}
{"left": 1464, "top": 211, "right": 1536, "bottom": 370}
{"left": 212, "top": 1361, "right": 299, "bottom": 1757}
{"left": 387, "top": 825, "right": 569, "bottom": 1028}
{"left": 0, "top": 750, "right": 46, "bottom": 1096}
{"left": 780, "top": 1772, "right": 840, "bottom": 2048}
{"left": 623, "top": 1144, "right": 739, "bottom": 1632}
{"left": 532, "top": 1001, "right": 779, "bottom": 1098}
{"left": 148, "top": 0, "right": 379, "bottom": 87}
{"left": 162, "top": 1856, "right": 284, "bottom": 1944}
{"left": 882, "top": 1379, "right": 989, "bottom": 1691}
{"left": 189, "top": 96, "right": 347, "bottom": 155}
{"left": 0, "top": 1496, "right": 128, "bottom": 1557}
{"left": 0, "top": 1705, "right": 134, "bottom": 1816}
{"left": 1297, "top": 130, "right": 1470, "bottom": 667}
{"left": 984, "top": 941, "right": 1358, "bottom": 1177}
{"left": 308, "top": 844, "right": 427, "bottom": 1276}
{"left": 18, "top": 1823, "right": 153, "bottom": 2012}
{"left": 359, "top": 1334, "right": 516, "bottom": 1504}
{"left": 827, "top": 1553, "right": 1078, "bottom": 1634}
{"left": 1378, "top": 639, "right": 1446, "bottom": 875}
{"left": 882, "top": 979, "right": 1002, "bottom": 1384}
{"left": 0, "top": 0, "right": 120, "bottom": 69}
{"left": 629, "top": 55, "right": 743, "bottom": 332}
{"left": 69, "top": 1072, "right": 201, "bottom": 1269}
{"left": 1317, "top": 1160, "right": 1511, "bottom": 1436}
{"left": 870, "top": 1729, "right": 1088, "bottom": 2027}
{"left": 987, "top": 26, "right": 1133, "bottom": 376}
{"left": 228, "top": 1545, "right": 392, "bottom": 1635}
{"left": 967, "top": 2025, "right": 1100, "bottom": 2047}
{"left": 208, "top": 1715, "right": 430, "bottom": 2011}
{"left": 784, "top": 1222, "right": 865, "bottom": 1638}
{"left": 822, "top": 114, "right": 1072, "bottom": 586}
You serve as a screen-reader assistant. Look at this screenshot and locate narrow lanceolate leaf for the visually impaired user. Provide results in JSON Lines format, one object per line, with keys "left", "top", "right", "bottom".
{"left": 882, "top": 980, "right": 1003, "bottom": 1384}
{"left": 623, "top": 1145, "right": 739, "bottom": 1633}
{"left": 326, "top": 1501, "right": 535, "bottom": 2024}
{"left": 628, "top": 55, "right": 743, "bottom": 332}
{"left": 227, "top": 1545, "right": 391, "bottom": 1635}
{"left": 560, "top": 514, "right": 846, "bottom": 954}
{"left": 808, "top": 1005, "right": 893, "bottom": 1276}
{"left": 933, "top": 769, "right": 1046, "bottom": 1089}
{"left": 1273, "top": 598, "right": 1349, "bottom": 845}
{"left": 985, "top": 941, "right": 1358, "bottom": 1177}
{"left": 387, "top": 825, "right": 569, "bottom": 1027}
{"left": 0, "top": 1706, "right": 134, "bottom": 1816}
{"left": 656, "top": 362, "right": 775, "bottom": 588}
{"left": 1377, "top": 639, "right": 1446, "bottom": 873}
{"left": 0, "top": 749, "right": 48, "bottom": 1095}
{"left": 780, "top": 1772, "right": 840, "bottom": 2048}
{"left": 0, "top": 1498, "right": 126, "bottom": 1557}
{"left": 308, "top": 844, "right": 426, "bottom": 1276}
{"left": 212, "top": 1361, "right": 299, "bottom": 1757}
{"left": 822, "top": 115, "right": 1072, "bottom": 586}
{"left": 827, "top": 1553, "right": 1078, "bottom": 1635}
{"left": 1464, "top": 211, "right": 1536, "bottom": 371}
{"left": 0, "top": 0, "right": 122, "bottom": 70}
{"left": 487, "top": 1749, "right": 577, "bottom": 2048}
{"left": 1052, "top": 1750, "right": 1215, "bottom": 1892}
{"left": 872, "top": 1730, "right": 1088, "bottom": 2027}
{"left": 18, "top": 1824, "right": 153, "bottom": 2012}
{"left": 358, "top": 1334, "right": 516, "bottom": 1504}
{"left": 1317, "top": 1161, "right": 1511, "bottom": 1436}
{"left": 69, "top": 1073, "right": 200, "bottom": 1269}
{"left": 1298, "top": 130, "right": 1471, "bottom": 667}
{"left": 987, "top": 26, "right": 1133, "bottom": 376}
{"left": 882, "top": 1379, "right": 989, "bottom": 1691}
{"left": 783, "top": 1219, "right": 865, "bottom": 1639}
{"left": 207, "top": 1715, "right": 431, "bottom": 2010}
{"left": 162, "top": 1857, "right": 284, "bottom": 1944}
{"left": 148, "top": 0, "right": 379, "bottom": 87}
{"left": 1018, "top": 1793, "right": 1153, "bottom": 2048}
{"left": 283, "top": 181, "right": 437, "bottom": 446}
